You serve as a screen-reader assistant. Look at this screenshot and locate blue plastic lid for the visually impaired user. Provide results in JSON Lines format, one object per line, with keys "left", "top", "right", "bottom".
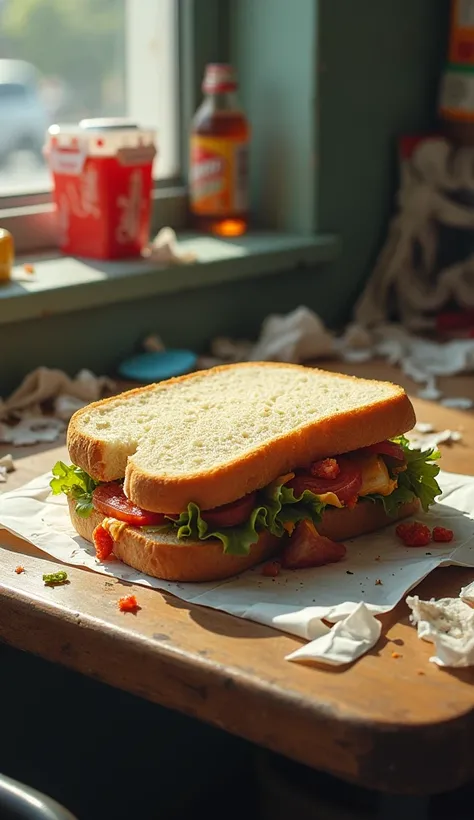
{"left": 117, "top": 350, "right": 198, "bottom": 383}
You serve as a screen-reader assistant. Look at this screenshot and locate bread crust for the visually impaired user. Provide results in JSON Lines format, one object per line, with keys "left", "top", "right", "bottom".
{"left": 68, "top": 495, "right": 420, "bottom": 583}
{"left": 68, "top": 498, "right": 280, "bottom": 582}
{"left": 67, "top": 362, "right": 416, "bottom": 513}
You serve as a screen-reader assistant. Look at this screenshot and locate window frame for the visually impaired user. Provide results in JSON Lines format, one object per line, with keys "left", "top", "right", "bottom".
{"left": 0, "top": 0, "right": 214, "bottom": 253}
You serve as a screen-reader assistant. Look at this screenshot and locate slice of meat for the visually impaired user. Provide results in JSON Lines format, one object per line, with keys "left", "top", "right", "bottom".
{"left": 202, "top": 491, "right": 258, "bottom": 528}
{"left": 281, "top": 520, "right": 346, "bottom": 569}
{"left": 288, "top": 458, "right": 362, "bottom": 504}
{"left": 361, "top": 440, "right": 405, "bottom": 461}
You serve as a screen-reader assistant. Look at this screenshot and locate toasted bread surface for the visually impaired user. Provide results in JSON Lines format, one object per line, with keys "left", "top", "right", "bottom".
{"left": 68, "top": 496, "right": 419, "bottom": 583}
{"left": 67, "top": 362, "right": 415, "bottom": 513}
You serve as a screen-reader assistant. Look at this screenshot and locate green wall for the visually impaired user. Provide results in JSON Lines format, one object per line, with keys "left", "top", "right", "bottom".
{"left": 232, "top": 0, "right": 449, "bottom": 325}
{"left": 315, "top": 0, "right": 449, "bottom": 325}
{"left": 1, "top": 264, "right": 331, "bottom": 394}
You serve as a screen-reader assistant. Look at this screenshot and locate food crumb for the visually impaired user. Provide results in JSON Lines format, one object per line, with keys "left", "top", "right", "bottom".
{"left": 118, "top": 594, "right": 140, "bottom": 613}
{"left": 374, "top": 555, "right": 381, "bottom": 562}
{"left": 391, "top": 651, "right": 402, "bottom": 659}
{"left": 417, "top": 670, "right": 426, "bottom": 676}
{"left": 375, "top": 579, "right": 383, "bottom": 585}
{"left": 43, "top": 570, "right": 68, "bottom": 586}
{"left": 23, "top": 263, "right": 35, "bottom": 274}
{"left": 15, "top": 566, "right": 25, "bottom": 574}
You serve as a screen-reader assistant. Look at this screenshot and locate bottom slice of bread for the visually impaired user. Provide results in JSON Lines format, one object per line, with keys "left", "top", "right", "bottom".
{"left": 68, "top": 499, "right": 419, "bottom": 582}
{"left": 68, "top": 496, "right": 420, "bottom": 583}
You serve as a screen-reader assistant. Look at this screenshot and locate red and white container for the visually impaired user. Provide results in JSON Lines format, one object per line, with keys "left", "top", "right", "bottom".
{"left": 44, "top": 118, "right": 156, "bottom": 260}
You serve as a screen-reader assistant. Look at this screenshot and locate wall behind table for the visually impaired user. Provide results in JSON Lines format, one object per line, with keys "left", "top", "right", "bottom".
{"left": 1, "top": 265, "right": 328, "bottom": 394}
{"left": 316, "top": 0, "right": 449, "bottom": 326}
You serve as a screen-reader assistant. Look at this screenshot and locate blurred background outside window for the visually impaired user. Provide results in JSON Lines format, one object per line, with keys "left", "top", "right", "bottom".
{"left": 0, "top": 0, "right": 178, "bottom": 196}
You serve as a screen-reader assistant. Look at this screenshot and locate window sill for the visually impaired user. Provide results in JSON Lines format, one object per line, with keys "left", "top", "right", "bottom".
{"left": 0, "top": 231, "right": 340, "bottom": 326}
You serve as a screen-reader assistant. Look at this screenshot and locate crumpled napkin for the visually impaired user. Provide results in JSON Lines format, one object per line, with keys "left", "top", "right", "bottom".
{"left": 198, "top": 308, "right": 474, "bottom": 404}
{"left": 141, "top": 227, "right": 197, "bottom": 265}
{"left": 285, "top": 602, "right": 382, "bottom": 665}
{"left": 0, "top": 454, "right": 14, "bottom": 484}
{"left": 0, "top": 367, "right": 115, "bottom": 446}
{"left": 339, "top": 322, "right": 474, "bottom": 404}
{"left": 408, "top": 423, "right": 462, "bottom": 451}
{"left": 207, "top": 306, "right": 337, "bottom": 365}
{"left": 406, "top": 594, "right": 474, "bottom": 667}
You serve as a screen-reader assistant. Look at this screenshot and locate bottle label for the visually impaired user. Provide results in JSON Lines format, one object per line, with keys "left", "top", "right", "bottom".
{"left": 450, "top": 0, "right": 474, "bottom": 64}
{"left": 189, "top": 135, "right": 248, "bottom": 215}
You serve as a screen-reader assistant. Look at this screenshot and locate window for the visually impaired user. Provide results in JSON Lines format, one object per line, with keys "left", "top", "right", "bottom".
{"left": 0, "top": 0, "right": 179, "bottom": 198}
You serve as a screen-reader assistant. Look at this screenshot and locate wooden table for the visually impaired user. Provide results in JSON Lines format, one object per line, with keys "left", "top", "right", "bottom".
{"left": 1, "top": 361, "right": 474, "bottom": 798}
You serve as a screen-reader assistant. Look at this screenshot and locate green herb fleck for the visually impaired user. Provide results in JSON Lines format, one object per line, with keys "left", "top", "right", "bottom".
{"left": 43, "top": 570, "right": 68, "bottom": 586}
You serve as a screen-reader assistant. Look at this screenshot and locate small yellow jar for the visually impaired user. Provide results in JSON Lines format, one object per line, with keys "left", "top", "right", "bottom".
{"left": 0, "top": 228, "right": 14, "bottom": 283}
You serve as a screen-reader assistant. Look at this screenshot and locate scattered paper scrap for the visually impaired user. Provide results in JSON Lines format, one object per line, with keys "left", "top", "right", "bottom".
{"left": 406, "top": 595, "right": 474, "bottom": 668}
{"left": 141, "top": 227, "right": 197, "bottom": 264}
{"left": 0, "top": 416, "right": 65, "bottom": 446}
{"left": 414, "top": 422, "right": 434, "bottom": 434}
{"left": 286, "top": 602, "right": 382, "bottom": 666}
{"left": 0, "top": 454, "right": 14, "bottom": 472}
{"left": 0, "top": 367, "right": 114, "bottom": 445}
{"left": 407, "top": 428, "right": 462, "bottom": 451}
{"left": 441, "top": 397, "right": 474, "bottom": 410}
{"left": 460, "top": 581, "right": 474, "bottom": 605}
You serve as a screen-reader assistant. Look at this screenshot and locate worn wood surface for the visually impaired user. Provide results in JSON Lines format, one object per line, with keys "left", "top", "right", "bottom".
{"left": 0, "top": 360, "right": 473, "bottom": 796}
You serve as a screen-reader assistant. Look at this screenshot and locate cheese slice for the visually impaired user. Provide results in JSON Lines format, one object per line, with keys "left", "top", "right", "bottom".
{"left": 356, "top": 455, "right": 397, "bottom": 498}
{"left": 317, "top": 492, "right": 344, "bottom": 508}
{"left": 102, "top": 517, "right": 128, "bottom": 541}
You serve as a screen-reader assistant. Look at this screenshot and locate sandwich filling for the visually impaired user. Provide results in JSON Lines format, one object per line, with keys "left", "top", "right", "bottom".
{"left": 51, "top": 436, "right": 441, "bottom": 557}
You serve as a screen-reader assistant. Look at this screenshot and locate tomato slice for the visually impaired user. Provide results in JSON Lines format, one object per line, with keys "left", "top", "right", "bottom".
{"left": 362, "top": 440, "right": 405, "bottom": 461}
{"left": 92, "top": 483, "right": 167, "bottom": 527}
{"left": 288, "top": 458, "right": 362, "bottom": 503}
{"left": 202, "top": 491, "right": 258, "bottom": 529}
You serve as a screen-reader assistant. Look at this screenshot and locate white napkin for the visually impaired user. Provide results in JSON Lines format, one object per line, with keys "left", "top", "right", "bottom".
{"left": 203, "top": 308, "right": 474, "bottom": 404}
{"left": 0, "top": 470, "right": 473, "bottom": 666}
{"left": 339, "top": 322, "right": 474, "bottom": 403}
{"left": 207, "top": 306, "right": 337, "bottom": 366}
{"left": 0, "top": 367, "right": 115, "bottom": 445}
{"left": 406, "top": 595, "right": 474, "bottom": 667}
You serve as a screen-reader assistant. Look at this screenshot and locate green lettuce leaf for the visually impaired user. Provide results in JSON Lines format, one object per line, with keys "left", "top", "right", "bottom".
{"left": 369, "top": 435, "right": 441, "bottom": 515}
{"left": 144, "top": 478, "right": 327, "bottom": 556}
{"left": 49, "top": 461, "right": 100, "bottom": 518}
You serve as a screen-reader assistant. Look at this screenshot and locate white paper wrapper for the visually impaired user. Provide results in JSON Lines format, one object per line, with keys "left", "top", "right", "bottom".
{"left": 0, "top": 470, "right": 474, "bottom": 666}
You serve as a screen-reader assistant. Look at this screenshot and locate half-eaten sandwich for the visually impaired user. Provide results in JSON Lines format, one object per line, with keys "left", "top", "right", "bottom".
{"left": 51, "top": 363, "right": 441, "bottom": 582}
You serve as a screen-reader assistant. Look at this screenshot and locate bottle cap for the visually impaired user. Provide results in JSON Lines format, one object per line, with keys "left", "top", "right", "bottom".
{"left": 202, "top": 63, "right": 237, "bottom": 94}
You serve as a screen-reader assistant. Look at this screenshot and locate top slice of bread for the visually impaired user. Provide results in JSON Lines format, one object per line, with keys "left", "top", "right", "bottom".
{"left": 67, "top": 362, "right": 415, "bottom": 513}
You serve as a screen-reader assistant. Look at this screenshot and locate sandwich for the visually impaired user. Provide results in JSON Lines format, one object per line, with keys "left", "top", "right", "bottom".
{"left": 50, "top": 362, "right": 442, "bottom": 582}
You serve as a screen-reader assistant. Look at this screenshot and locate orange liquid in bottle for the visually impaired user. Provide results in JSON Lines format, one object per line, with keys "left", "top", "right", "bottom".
{"left": 189, "top": 64, "right": 250, "bottom": 236}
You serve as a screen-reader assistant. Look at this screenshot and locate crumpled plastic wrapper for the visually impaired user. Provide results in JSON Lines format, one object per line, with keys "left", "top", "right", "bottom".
{"left": 406, "top": 594, "right": 474, "bottom": 668}
{"left": 0, "top": 367, "right": 115, "bottom": 446}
